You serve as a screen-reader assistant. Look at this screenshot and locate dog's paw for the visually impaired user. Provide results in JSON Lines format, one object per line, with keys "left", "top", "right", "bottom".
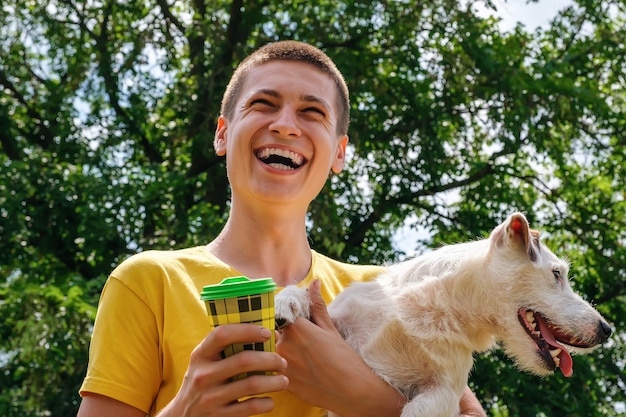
{"left": 275, "top": 285, "right": 311, "bottom": 329}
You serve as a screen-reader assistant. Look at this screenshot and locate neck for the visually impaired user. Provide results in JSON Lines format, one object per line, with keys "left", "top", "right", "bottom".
{"left": 392, "top": 244, "right": 501, "bottom": 353}
{"left": 443, "top": 269, "right": 501, "bottom": 352}
{"left": 206, "top": 202, "right": 313, "bottom": 287}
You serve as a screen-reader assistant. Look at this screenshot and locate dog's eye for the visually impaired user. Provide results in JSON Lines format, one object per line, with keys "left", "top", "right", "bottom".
{"left": 552, "top": 269, "right": 562, "bottom": 283}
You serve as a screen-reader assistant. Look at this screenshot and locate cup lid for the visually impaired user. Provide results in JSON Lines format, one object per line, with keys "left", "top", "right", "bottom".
{"left": 200, "top": 276, "right": 277, "bottom": 300}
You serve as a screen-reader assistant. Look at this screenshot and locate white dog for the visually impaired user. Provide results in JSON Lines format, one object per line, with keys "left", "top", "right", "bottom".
{"left": 275, "top": 212, "right": 612, "bottom": 417}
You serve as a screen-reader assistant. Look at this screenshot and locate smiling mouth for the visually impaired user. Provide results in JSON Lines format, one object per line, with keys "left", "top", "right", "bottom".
{"left": 518, "top": 308, "right": 581, "bottom": 377}
{"left": 256, "top": 147, "right": 307, "bottom": 171}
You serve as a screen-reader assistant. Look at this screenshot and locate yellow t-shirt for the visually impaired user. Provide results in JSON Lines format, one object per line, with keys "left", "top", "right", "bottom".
{"left": 80, "top": 246, "right": 383, "bottom": 416}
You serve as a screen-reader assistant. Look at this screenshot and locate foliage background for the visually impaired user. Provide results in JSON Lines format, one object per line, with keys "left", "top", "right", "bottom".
{"left": 0, "top": 0, "right": 624, "bottom": 416}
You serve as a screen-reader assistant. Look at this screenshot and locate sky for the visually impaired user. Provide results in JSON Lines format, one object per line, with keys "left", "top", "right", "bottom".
{"left": 479, "top": 0, "right": 574, "bottom": 31}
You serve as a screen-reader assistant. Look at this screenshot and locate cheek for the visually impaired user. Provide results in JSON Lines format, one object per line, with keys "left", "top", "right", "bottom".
{"left": 314, "top": 137, "right": 342, "bottom": 165}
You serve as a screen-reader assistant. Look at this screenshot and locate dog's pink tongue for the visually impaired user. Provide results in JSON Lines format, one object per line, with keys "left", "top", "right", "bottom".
{"left": 537, "top": 316, "right": 573, "bottom": 377}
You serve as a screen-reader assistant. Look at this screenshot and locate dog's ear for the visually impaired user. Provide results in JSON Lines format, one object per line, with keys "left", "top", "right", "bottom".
{"left": 491, "top": 212, "right": 538, "bottom": 262}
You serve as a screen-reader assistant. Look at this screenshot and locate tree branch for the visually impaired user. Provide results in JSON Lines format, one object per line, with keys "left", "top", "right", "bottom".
{"left": 155, "top": 0, "right": 186, "bottom": 35}
{"left": 345, "top": 150, "right": 504, "bottom": 249}
{"left": 86, "top": 0, "right": 164, "bottom": 163}
{"left": 0, "top": 69, "right": 56, "bottom": 150}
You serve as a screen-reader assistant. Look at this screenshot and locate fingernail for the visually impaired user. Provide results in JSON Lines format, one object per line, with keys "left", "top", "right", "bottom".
{"left": 281, "top": 357, "right": 288, "bottom": 369}
{"left": 260, "top": 327, "right": 272, "bottom": 339}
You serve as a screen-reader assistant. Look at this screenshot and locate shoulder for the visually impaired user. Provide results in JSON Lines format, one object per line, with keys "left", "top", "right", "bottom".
{"left": 111, "top": 246, "right": 209, "bottom": 276}
{"left": 108, "top": 246, "right": 232, "bottom": 294}
{"left": 118, "top": 245, "right": 210, "bottom": 264}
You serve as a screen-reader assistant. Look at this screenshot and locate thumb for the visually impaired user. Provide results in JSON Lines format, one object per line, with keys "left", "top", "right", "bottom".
{"left": 307, "top": 279, "right": 336, "bottom": 331}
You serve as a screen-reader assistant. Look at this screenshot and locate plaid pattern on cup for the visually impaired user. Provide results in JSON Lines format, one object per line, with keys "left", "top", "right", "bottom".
{"left": 205, "top": 292, "right": 276, "bottom": 380}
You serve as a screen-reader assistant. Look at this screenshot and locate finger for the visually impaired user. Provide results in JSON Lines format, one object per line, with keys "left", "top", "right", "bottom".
{"left": 229, "top": 372, "right": 289, "bottom": 400}
{"left": 192, "top": 371, "right": 288, "bottom": 415}
{"left": 458, "top": 386, "right": 486, "bottom": 417}
{"left": 193, "top": 324, "right": 283, "bottom": 384}
{"left": 227, "top": 396, "right": 275, "bottom": 416}
{"left": 196, "top": 324, "right": 273, "bottom": 359}
{"left": 220, "top": 349, "right": 288, "bottom": 383}
{"left": 225, "top": 379, "right": 293, "bottom": 417}
{"left": 307, "top": 280, "right": 338, "bottom": 333}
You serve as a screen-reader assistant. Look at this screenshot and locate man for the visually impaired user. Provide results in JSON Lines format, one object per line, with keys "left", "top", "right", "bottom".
{"left": 77, "top": 40, "right": 486, "bottom": 417}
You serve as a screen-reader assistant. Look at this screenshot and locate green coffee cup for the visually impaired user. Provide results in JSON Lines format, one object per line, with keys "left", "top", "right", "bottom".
{"left": 200, "top": 276, "right": 277, "bottom": 380}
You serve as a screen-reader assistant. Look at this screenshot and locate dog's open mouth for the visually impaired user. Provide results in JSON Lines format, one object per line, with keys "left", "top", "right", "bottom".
{"left": 517, "top": 308, "right": 584, "bottom": 377}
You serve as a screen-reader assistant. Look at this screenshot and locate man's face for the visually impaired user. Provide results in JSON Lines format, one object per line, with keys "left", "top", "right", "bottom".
{"left": 214, "top": 61, "right": 348, "bottom": 209}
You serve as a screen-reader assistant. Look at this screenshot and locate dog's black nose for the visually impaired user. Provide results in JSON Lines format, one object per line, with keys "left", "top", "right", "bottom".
{"left": 599, "top": 320, "right": 612, "bottom": 342}
{"left": 275, "top": 317, "right": 287, "bottom": 329}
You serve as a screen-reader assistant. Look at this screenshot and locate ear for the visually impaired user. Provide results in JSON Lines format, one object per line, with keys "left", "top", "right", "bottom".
{"left": 214, "top": 116, "right": 227, "bottom": 156}
{"left": 491, "top": 212, "right": 538, "bottom": 262}
{"left": 331, "top": 134, "right": 348, "bottom": 174}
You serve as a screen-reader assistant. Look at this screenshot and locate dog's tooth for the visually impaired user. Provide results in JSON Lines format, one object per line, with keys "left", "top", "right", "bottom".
{"left": 553, "top": 356, "right": 561, "bottom": 367}
{"left": 550, "top": 348, "right": 562, "bottom": 358}
{"left": 525, "top": 311, "right": 535, "bottom": 323}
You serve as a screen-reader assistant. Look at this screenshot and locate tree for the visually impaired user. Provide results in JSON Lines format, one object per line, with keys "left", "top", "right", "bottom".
{"left": 0, "top": 0, "right": 624, "bottom": 415}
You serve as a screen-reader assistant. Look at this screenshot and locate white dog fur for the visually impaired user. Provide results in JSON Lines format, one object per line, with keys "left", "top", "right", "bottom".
{"left": 275, "top": 212, "right": 611, "bottom": 417}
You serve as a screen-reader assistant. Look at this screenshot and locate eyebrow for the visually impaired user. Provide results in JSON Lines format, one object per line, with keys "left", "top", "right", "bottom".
{"left": 253, "top": 89, "right": 332, "bottom": 110}
{"left": 300, "top": 94, "right": 332, "bottom": 111}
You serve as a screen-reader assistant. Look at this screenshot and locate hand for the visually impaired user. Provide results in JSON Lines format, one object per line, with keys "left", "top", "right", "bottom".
{"left": 276, "top": 280, "right": 406, "bottom": 417}
{"left": 458, "top": 385, "right": 487, "bottom": 417}
{"left": 157, "top": 324, "right": 289, "bottom": 417}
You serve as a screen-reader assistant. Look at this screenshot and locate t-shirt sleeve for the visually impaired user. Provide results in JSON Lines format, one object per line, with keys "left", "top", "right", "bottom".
{"left": 79, "top": 275, "right": 161, "bottom": 413}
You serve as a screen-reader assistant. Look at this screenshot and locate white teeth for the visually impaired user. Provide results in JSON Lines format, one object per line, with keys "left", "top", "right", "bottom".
{"left": 524, "top": 310, "right": 538, "bottom": 331}
{"left": 550, "top": 348, "right": 562, "bottom": 358}
{"left": 257, "top": 148, "right": 304, "bottom": 166}
{"left": 268, "top": 163, "right": 293, "bottom": 171}
{"left": 553, "top": 356, "right": 561, "bottom": 367}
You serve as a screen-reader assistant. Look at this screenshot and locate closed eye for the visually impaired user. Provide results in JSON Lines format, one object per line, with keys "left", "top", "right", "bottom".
{"left": 302, "top": 106, "right": 326, "bottom": 117}
{"left": 300, "top": 94, "right": 331, "bottom": 118}
{"left": 552, "top": 269, "right": 562, "bottom": 283}
{"left": 250, "top": 98, "right": 274, "bottom": 107}
{"left": 245, "top": 89, "right": 280, "bottom": 109}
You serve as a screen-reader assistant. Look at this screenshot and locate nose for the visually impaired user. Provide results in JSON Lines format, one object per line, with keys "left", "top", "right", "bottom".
{"left": 269, "top": 107, "right": 301, "bottom": 138}
{"left": 598, "top": 320, "right": 612, "bottom": 343}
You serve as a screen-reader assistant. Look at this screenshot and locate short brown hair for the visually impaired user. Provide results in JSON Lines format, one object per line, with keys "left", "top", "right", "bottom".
{"left": 220, "top": 41, "right": 350, "bottom": 135}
